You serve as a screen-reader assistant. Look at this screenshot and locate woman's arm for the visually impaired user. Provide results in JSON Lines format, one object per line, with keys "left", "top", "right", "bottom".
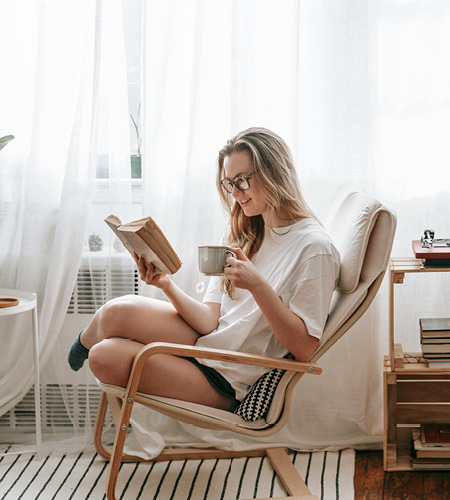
{"left": 224, "top": 248, "right": 319, "bottom": 361}
{"left": 135, "top": 255, "right": 220, "bottom": 334}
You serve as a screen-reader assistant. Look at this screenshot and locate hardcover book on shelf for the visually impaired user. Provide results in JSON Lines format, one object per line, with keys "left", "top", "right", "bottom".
{"left": 412, "top": 240, "right": 450, "bottom": 267}
{"left": 105, "top": 215, "right": 182, "bottom": 275}
{"left": 422, "top": 354, "right": 450, "bottom": 360}
{"left": 421, "top": 344, "right": 450, "bottom": 354}
{"left": 419, "top": 317, "right": 450, "bottom": 339}
{"left": 426, "top": 360, "right": 450, "bottom": 368}
{"left": 413, "top": 438, "right": 450, "bottom": 459}
{"left": 421, "top": 424, "right": 450, "bottom": 447}
{"left": 411, "top": 458, "right": 450, "bottom": 470}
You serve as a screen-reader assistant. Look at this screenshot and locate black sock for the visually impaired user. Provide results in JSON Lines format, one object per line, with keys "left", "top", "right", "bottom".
{"left": 68, "top": 331, "right": 89, "bottom": 371}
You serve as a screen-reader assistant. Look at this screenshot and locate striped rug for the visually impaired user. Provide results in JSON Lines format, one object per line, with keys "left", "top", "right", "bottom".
{"left": 0, "top": 446, "right": 354, "bottom": 499}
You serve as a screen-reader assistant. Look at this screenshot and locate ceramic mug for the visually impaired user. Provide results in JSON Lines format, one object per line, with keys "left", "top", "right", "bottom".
{"left": 198, "top": 246, "right": 237, "bottom": 276}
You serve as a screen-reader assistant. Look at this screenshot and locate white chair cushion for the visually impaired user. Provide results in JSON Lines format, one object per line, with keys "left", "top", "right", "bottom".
{"left": 100, "top": 382, "right": 272, "bottom": 430}
{"left": 325, "top": 184, "right": 382, "bottom": 293}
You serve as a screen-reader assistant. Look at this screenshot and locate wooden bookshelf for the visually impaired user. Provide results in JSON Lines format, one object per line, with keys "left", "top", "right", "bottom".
{"left": 384, "top": 258, "right": 450, "bottom": 471}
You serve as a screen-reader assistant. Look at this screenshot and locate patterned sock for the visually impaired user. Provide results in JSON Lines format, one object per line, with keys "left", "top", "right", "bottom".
{"left": 68, "top": 331, "right": 89, "bottom": 371}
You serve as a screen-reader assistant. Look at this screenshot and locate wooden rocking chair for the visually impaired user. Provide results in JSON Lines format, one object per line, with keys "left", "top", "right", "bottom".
{"left": 94, "top": 184, "right": 397, "bottom": 500}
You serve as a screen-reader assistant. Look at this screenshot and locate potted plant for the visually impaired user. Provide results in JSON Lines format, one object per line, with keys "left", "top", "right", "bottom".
{"left": 130, "top": 105, "right": 141, "bottom": 178}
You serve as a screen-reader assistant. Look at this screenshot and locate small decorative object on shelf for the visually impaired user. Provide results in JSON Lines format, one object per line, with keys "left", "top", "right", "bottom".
{"left": 88, "top": 233, "right": 103, "bottom": 252}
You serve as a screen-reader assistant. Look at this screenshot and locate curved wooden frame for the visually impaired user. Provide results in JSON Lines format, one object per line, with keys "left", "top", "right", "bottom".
{"left": 94, "top": 344, "right": 321, "bottom": 499}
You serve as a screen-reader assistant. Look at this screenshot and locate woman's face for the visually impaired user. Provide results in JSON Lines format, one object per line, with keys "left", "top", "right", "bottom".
{"left": 223, "top": 150, "right": 270, "bottom": 220}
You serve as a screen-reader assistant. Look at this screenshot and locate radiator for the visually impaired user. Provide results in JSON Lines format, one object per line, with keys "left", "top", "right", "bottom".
{"left": 0, "top": 262, "right": 139, "bottom": 432}
{"left": 0, "top": 384, "right": 107, "bottom": 432}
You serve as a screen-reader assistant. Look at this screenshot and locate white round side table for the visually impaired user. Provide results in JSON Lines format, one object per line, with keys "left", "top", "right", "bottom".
{"left": 0, "top": 288, "right": 41, "bottom": 458}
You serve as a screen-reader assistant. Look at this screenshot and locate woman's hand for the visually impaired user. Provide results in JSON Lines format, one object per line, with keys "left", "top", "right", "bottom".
{"left": 134, "top": 253, "right": 171, "bottom": 289}
{"left": 224, "top": 247, "right": 266, "bottom": 292}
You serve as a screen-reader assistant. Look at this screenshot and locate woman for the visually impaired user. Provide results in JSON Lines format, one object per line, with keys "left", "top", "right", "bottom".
{"left": 68, "top": 127, "right": 340, "bottom": 413}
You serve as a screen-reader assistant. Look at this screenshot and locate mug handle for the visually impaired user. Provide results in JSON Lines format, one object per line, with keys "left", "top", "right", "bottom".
{"left": 224, "top": 249, "right": 237, "bottom": 267}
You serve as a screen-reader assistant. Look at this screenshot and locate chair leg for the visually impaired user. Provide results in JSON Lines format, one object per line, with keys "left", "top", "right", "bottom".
{"left": 94, "top": 392, "right": 113, "bottom": 460}
{"left": 265, "top": 447, "right": 318, "bottom": 500}
{"left": 94, "top": 392, "right": 144, "bottom": 463}
{"left": 149, "top": 446, "right": 318, "bottom": 500}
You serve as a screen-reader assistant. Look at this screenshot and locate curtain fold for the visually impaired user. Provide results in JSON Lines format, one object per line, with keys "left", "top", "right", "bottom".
{"left": 0, "top": 0, "right": 100, "bottom": 418}
{"left": 0, "top": 0, "right": 134, "bottom": 451}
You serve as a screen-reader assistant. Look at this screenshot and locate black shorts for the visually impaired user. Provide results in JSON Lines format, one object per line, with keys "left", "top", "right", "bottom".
{"left": 185, "top": 357, "right": 238, "bottom": 410}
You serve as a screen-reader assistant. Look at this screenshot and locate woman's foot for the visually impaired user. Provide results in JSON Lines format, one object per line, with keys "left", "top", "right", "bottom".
{"left": 68, "top": 331, "right": 89, "bottom": 371}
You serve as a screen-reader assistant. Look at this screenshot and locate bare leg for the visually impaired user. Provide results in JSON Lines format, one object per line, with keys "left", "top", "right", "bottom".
{"left": 89, "top": 338, "right": 234, "bottom": 410}
{"left": 68, "top": 295, "right": 201, "bottom": 371}
{"left": 81, "top": 295, "right": 200, "bottom": 349}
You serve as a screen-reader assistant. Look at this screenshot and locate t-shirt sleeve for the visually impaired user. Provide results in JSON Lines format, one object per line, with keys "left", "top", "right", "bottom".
{"left": 202, "top": 276, "right": 223, "bottom": 304}
{"left": 282, "top": 252, "right": 339, "bottom": 340}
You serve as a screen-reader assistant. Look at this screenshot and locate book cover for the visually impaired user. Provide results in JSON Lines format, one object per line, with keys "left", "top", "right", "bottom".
{"left": 105, "top": 215, "right": 182, "bottom": 275}
{"left": 426, "top": 360, "right": 450, "bottom": 368}
{"left": 421, "top": 344, "right": 450, "bottom": 354}
{"left": 412, "top": 458, "right": 450, "bottom": 470}
{"left": 422, "top": 353, "right": 450, "bottom": 360}
{"left": 412, "top": 240, "right": 450, "bottom": 260}
{"left": 421, "top": 337, "right": 450, "bottom": 344}
{"left": 420, "top": 318, "right": 450, "bottom": 338}
{"left": 421, "top": 424, "right": 450, "bottom": 447}
{"left": 414, "top": 440, "right": 450, "bottom": 459}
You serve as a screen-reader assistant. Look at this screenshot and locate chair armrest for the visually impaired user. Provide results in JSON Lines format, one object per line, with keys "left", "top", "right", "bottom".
{"left": 117, "top": 342, "right": 322, "bottom": 428}
{"left": 131, "top": 341, "right": 322, "bottom": 378}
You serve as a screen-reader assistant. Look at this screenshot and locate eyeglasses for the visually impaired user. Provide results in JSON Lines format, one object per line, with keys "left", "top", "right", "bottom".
{"left": 220, "top": 172, "right": 255, "bottom": 194}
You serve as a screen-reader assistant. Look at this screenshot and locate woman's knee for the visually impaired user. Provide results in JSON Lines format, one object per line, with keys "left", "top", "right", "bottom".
{"left": 96, "top": 296, "right": 137, "bottom": 337}
{"left": 88, "top": 340, "right": 133, "bottom": 383}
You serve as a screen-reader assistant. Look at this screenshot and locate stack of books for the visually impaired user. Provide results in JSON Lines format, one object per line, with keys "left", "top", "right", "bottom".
{"left": 420, "top": 318, "right": 450, "bottom": 368}
{"left": 412, "top": 425, "right": 450, "bottom": 469}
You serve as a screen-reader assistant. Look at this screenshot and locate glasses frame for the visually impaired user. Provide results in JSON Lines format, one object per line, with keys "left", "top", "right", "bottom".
{"left": 220, "top": 171, "right": 255, "bottom": 194}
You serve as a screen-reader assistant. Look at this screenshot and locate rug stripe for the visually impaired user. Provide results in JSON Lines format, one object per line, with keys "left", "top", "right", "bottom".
{"left": 169, "top": 459, "right": 187, "bottom": 500}
{"left": 0, "top": 453, "right": 20, "bottom": 485}
{"left": 136, "top": 460, "right": 156, "bottom": 499}
{"left": 204, "top": 458, "right": 219, "bottom": 499}
{"left": 86, "top": 459, "right": 108, "bottom": 498}
{"left": 153, "top": 459, "right": 173, "bottom": 499}
{"left": 235, "top": 456, "right": 250, "bottom": 498}
{"left": 305, "top": 451, "right": 312, "bottom": 485}
{"left": 19, "top": 456, "right": 50, "bottom": 499}
{"left": 186, "top": 459, "right": 203, "bottom": 499}
{"left": 50, "top": 452, "right": 82, "bottom": 499}
{"left": 219, "top": 457, "right": 233, "bottom": 500}
{"left": 35, "top": 455, "right": 65, "bottom": 499}
{"left": 119, "top": 462, "right": 139, "bottom": 499}
{"left": 1, "top": 455, "right": 34, "bottom": 499}
{"left": 68, "top": 452, "right": 98, "bottom": 499}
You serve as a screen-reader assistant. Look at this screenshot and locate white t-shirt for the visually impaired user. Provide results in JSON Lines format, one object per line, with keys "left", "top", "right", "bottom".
{"left": 195, "top": 218, "right": 341, "bottom": 401}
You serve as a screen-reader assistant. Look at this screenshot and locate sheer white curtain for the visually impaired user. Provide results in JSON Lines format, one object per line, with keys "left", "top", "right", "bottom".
{"left": 134, "top": 0, "right": 450, "bottom": 453}
{"left": 0, "top": 0, "right": 133, "bottom": 450}
{"left": 0, "top": 0, "right": 99, "bottom": 419}
{"left": 1, "top": 0, "right": 449, "bottom": 454}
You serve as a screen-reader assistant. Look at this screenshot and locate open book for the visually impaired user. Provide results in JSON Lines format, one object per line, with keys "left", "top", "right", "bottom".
{"left": 105, "top": 215, "right": 182, "bottom": 275}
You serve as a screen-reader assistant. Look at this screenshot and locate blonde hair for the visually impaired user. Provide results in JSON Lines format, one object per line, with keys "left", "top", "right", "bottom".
{"left": 217, "top": 127, "right": 319, "bottom": 297}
